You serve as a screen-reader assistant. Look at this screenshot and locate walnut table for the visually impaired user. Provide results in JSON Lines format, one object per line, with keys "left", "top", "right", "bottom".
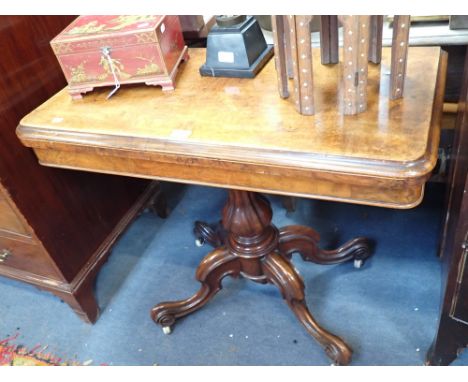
{"left": 17, "top": 47, "right": 446, "bottom": 365}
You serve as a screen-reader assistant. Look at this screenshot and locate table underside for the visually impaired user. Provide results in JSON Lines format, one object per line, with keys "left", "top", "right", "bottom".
{"left": 29, "top": 144, "right": 425, "bottom": 208}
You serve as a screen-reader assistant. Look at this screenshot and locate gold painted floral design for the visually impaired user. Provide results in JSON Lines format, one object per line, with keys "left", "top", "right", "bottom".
{"left": 98, "top": 56, "right": 131, "bottom": 80}
{"left": 67, "top": 20, "right": 107, "bottom": 35}
{"left": 66, "top": 16, "right": 157, "bottom": 35}
{"left": 69, "top": 62, "right": 88, "bottom": 84}
{"left": 136, "top": 32, "right": 157, "bottom": 44}
{"left": 67, "top": 54, "right": 163, "bottom": 84}
{"left": 135, "top": 57, "right": 162, "bottom": 76}
{"left": 108, "top": 16, "right": 156, "bottom": 30}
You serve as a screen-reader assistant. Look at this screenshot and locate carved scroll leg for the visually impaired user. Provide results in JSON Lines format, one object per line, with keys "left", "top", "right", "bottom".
{"left": 193, "top": 220, "right": 226, "bottom": 247}
{"left": 263, "top": 252, "right": 352, "bottom": 365}
{"left": 151, "top": 247, "right": 240, "bottom": 333}
{"left": 279, "top": 225, "right": 372, "bottom": 268}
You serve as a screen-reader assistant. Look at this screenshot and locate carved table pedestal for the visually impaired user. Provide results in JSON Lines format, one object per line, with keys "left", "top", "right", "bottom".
{"left": 152, "top": 190, "right": 370, "bottom": 365}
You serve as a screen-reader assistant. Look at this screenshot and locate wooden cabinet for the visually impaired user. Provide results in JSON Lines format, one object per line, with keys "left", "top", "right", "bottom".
{"left": 0, "top": 16, "right": 160, "bottom": 323}
{"left": 426, "top": 48, "right": 468, "bottom": 365}
{"left": 0, "top": 184, "right": 61, "bottom": 279}
{"left": 0, "top": 191, "right": 31, "bottom": 237}
{"left": 449, "top": 179, "right": 468, "bottom": 323}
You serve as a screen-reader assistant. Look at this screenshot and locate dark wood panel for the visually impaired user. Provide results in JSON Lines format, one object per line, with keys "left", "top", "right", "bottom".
{"left": 0, "top": 186, "right": 31, "bottom": 237}
{"left": 451, "top": 179, "right": 468, "bottom": 323}
{"left": 426, "top": 47, "right": 468, "bottom": 365}
{"left": 0, "top": 15, "right": 150, "bottom": 282}
{"left": 0, "top": 234, "right": 60, "bottom": 279}
{"left": 442, "top": 45, "right": 467, "bottom": 103}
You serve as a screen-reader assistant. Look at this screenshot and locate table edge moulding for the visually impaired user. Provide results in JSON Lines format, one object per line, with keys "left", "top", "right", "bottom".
{"left": 17, "top": 47, "right": 447, "bottom": 210}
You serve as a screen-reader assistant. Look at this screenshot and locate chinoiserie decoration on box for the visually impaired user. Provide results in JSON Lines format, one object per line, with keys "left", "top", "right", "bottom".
{"left": 50, "top": 15, "right": 189, "bottom": 100}
{"left": 271, "top": 15, "right": 410, "bottom": 116}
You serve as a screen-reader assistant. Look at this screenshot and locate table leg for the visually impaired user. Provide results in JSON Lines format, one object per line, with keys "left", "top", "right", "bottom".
{"left": 152, "top": 190, "right": 372, "bottom": 365}
{"left": 279, "top": 225, "right": 370, "bottom": 268}
{"left": 282, "top": 195, "right": 297, "bottom": 213}
{"left": 55, "top": 276, "right": 99, "bottom": 324}
{"left": 147, "top": 181, "right": 169, "bottom": 218}
{"left": 193, "top": 220, "right": 225, "bottom": 247}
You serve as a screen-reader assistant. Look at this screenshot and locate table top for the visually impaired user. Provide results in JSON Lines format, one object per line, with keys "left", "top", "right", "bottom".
{"left": 17, "top": 47, "right": 445, "bottom": 209}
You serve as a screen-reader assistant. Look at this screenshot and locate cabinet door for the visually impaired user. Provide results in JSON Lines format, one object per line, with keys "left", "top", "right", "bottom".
{"left": 0, "top": 235, "right": 63, "bottom": 280}
{"left": 0, "top": 185, "right": 63, "bottom": 280}
{"left": 444, "top": 47, "right": 468, "bottom": 325}
{"left": 426, "top": 43, "right": 468, "bottom": 367}
{"left": 450, "top": 175, "right": 468, "bottom": 323}
{"left": 0, "top": 186, "right": 31, "bottom": 238}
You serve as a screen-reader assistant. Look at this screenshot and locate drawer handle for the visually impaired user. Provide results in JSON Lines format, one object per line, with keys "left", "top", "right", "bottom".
{"left": 0, "top": 249, "right": 12, "bottom": 262}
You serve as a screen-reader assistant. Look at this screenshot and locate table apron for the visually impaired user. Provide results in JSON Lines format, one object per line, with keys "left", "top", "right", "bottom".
{"left": 31, "top": 145, "right": 427, "bottom": 209}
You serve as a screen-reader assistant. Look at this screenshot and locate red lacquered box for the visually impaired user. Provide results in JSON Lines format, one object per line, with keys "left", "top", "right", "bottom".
{"left": 50, "top": 15, "right": 189, "bottom": 99}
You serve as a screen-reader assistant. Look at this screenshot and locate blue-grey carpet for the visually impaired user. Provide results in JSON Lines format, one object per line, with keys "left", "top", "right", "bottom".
{"left": 0, "top": 182, "right": 467, "bottom": 366}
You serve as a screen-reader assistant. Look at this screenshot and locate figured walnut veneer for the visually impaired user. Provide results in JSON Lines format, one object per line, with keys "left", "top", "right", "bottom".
{"left": 18, "top": 47, "right": 445, "bottom": 209}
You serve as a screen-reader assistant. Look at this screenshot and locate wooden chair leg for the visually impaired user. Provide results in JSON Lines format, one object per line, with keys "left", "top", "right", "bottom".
{"left": 147, "top": 181, "right": 169, "bottom": 218}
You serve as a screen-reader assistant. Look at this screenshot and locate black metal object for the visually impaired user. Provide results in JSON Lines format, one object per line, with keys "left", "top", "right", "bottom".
{"left": 199, "top": 15, "right": 273, "bottom": 78}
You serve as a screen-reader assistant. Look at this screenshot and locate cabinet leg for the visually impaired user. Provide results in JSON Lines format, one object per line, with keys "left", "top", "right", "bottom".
{"left": 425, "top": 316, "right": 468, "bottom": 365}
{"left": 147, "top": 182, "right": 169, "bottom": 218}
{"left": 55, "top": 278, "right": 99, "bottom": 324}
{"left": 282, "top": 196, "right": 297, "bottom": 213}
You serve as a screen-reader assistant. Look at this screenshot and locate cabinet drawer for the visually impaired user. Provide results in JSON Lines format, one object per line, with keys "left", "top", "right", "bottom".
{"left": 0, "top": 236, "right": 61, "bottom": 280}
{"left": 0, "top": 192, "right": 31, "bottom": 237}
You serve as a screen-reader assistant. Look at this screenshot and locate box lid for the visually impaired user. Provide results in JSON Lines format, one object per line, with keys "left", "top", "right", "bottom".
{"left": 51, "top": 15, "right": 166, "bottom": 55}
{"left": 53, "top": 15, "right": 164, "bottom": 41}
